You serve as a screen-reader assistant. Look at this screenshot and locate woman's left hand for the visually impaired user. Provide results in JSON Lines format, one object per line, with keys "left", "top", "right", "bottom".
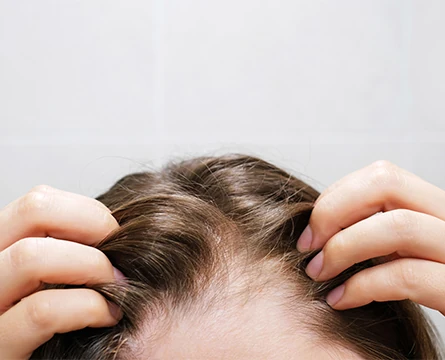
{"left": 297, "top": 160, "right": 445, "bottom": 315}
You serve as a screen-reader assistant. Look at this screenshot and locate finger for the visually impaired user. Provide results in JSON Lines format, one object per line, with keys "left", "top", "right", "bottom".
{"left": 306, "top": 210, "right": 445, "bottom": 281}
{"left": 312, "top": 160, "right": 420, "bottom": 207}
{"left": 0, "top": 185, "right": 119, "bottom": 251}
{"left": 298, "top": 160, "right": 445, "bottom": 251}
{"left": 0, "top": 237, "right": 121, "bottom": 312}
{"left": 0, "top": 288, "right": 121, "bottom": 360}
{"left": 325, "top": 258, "right": 445, "bottom": 315}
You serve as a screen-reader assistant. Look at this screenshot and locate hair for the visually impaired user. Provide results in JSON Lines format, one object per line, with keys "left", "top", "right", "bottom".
{"left": 32, "top": 154, "right": 443, "bottom": 359}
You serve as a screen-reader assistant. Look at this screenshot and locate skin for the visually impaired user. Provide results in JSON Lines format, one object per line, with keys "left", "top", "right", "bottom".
{"left": 300, "top": 160, "right": 445, "bottom": 314}
{"left": 4, "top": 159, "right": 445, "bottom": 358}
{"left": 0, "top": 185, "right": 123, "bottom": 359}
{"left": 132, "top": 271, "right": 364, "bottom": 360}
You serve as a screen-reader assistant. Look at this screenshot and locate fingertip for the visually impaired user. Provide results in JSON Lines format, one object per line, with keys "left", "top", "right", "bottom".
{"left": 106, "top": 300, "right": 123, "bottom": 322}
{"left": 105, "top": 212, "right": 120, "bottom": 231}
{"left": 297, "top": 225, "right": 313, "bottom": 251}
{"left": 305, "top": 250, "right": 324, "bottom": 279}
{"left": 97, "top": 212, "right": 120, "bottom": 242}
{"left": 113, "top": 267, "right": 126, "bottom": 282}
{"left": 326, "top": 284, "right": 345, "bottom": 308}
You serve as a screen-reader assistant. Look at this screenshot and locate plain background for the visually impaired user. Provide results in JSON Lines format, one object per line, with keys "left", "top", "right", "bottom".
{"left": 1, "top": 0, "right": 445, "bottom": 343}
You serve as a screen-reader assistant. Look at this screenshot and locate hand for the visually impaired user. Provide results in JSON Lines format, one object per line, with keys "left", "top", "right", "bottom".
{"left": 0, "top": 185, "right": 122, "bottom": 359}
{"left": 297, "top": 161, "right": 445, "bottom": 315}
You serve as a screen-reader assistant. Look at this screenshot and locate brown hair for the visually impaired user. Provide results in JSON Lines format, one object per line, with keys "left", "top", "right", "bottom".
{"left": 32, "top": 154, "right": 443, "bottom": 359}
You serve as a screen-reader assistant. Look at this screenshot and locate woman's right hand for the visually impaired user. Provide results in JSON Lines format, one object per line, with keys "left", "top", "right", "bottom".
{"left": 0, "top": 185, "right": 122, "bottom": 359}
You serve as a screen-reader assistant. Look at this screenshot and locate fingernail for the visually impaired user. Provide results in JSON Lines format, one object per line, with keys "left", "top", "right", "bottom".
{"left": 326, "top": 284, "right": 345, "bottom": 307}
{"left": 305, "top": 251, "right": 324, "bottom": 279}
{"left": 107, "top": 301, "right": 123, "bottom": 321}
{"left": 113, "top": 267, "right": 126, "bottom": 282}
{"left": 297, "top": 225, "right": 313, "bottom": 251}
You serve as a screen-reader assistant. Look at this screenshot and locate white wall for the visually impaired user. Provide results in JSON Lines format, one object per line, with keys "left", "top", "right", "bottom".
{"left": 1, "top": 0, "right": 445, "bottom": 343}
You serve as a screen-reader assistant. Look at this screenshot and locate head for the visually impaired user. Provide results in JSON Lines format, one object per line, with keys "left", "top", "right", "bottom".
{"left": 32, "top": 154, "right": 442, "bottom": 359}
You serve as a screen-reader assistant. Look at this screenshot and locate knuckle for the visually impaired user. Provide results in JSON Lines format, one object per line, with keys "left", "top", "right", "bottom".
{"left": 369, "top": 161, "right": 403, "bottom": 188}
{"left": 20, "top": 185, "right": 54, "bottom": 215}
{"left": 325, "top": 232, "right": 348, "bottom": 266}
{"left": 352, "top": 274, "right": 367, "bottom": 296}
{"left": 370, "top": 160, "right": 395, "bottom": 171}
{"left": 88, "top": 249, "right": 110, "bottom": 276}
{"left": 371, "top": 160, "right": 396, "bottom": 185}
{"left": 388, "top": 210, "right": 418, "bottom": 243}
{"left": 84, "top": 291, "right": 106, "bottom": 318}
{"left": 9, "top": 238, "right": 44, "bottom": 271}
{"left": 395, "top": 259, "right": 418, "bottom": 294}
{"left": 30, "top": 184, "right": 54, "bottom": 195}
{"left": 25, "top": 294, "right": 53, "bottom": 328}
{"left": 314, "top": 194, "right": 336, "bottom": 218}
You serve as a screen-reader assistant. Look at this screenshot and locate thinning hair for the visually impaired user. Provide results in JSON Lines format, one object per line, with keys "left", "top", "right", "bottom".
{"left": 32, "top": 154, "right": 443, "bottom": 359}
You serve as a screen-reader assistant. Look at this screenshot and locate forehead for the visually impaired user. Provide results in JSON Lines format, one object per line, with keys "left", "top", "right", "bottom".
{"left": 130, "top": 289, "right": 363, "bottom": 360}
